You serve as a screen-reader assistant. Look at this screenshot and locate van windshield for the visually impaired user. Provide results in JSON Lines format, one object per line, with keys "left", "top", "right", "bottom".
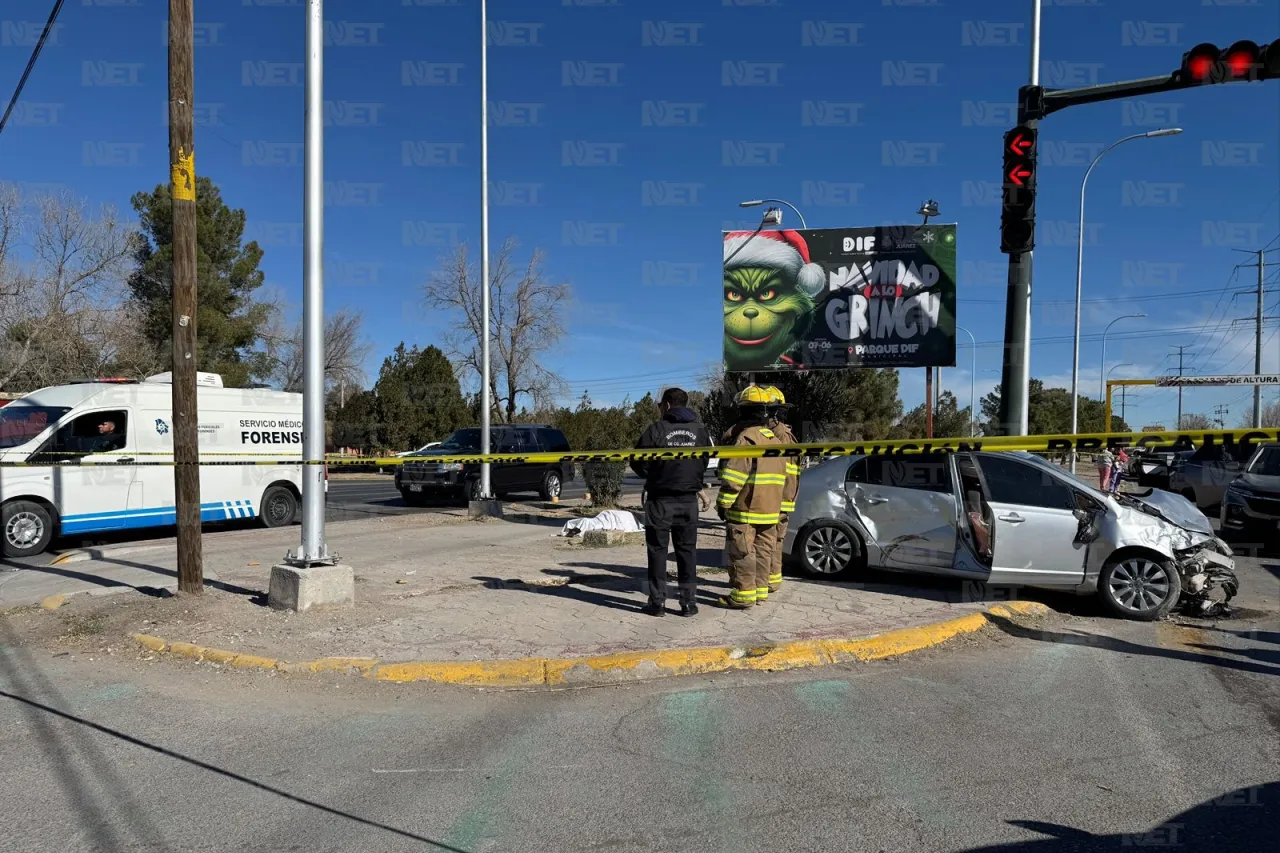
{"left": 0, "top": 405, "right": 70, "bottom": 448}
{"left": 438, "top": 429, "right": 483, "bottom": 450}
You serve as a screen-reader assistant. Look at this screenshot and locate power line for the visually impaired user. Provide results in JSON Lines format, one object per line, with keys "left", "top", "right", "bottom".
{"left": 0, "top": 0, "right": 67, "bottom": 140}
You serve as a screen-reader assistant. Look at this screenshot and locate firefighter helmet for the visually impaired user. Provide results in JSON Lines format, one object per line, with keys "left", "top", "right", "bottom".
{"left": 737, "top": 385, "right": 772, "bottom": 406}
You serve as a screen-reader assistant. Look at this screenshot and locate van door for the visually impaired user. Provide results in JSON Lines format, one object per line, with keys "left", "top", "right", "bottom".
{"left": 30, "top": 409, "right": 138, "bottom": 534}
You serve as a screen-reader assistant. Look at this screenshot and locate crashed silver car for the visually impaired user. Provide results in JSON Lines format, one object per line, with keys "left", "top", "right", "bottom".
{"left": 783, "top": 451, "right": 1237, "bottom": 621}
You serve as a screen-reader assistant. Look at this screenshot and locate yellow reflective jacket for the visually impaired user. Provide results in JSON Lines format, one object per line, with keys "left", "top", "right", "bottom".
{"left": 774, "top": 422, "right": 800, "bottom": 514}
{"left": 716, "top": 425, "right": 786, "bottom": 525}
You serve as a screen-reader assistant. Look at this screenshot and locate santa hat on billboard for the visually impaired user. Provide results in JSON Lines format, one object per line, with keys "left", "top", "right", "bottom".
{"left": 723, "top": 229, "right": 825, "bottom": 298}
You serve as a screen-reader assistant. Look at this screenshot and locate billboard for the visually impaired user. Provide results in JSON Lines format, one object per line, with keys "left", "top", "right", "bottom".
{"left": 722, "top": 224, "right": 957, "bottom": 371}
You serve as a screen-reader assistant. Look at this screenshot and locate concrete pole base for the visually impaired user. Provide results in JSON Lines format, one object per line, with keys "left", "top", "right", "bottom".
{"left": 468, "top": 499, "right": 504, "bottom": 520}
{"left": 268, "top": 564, "right": 355, "bottom": 612}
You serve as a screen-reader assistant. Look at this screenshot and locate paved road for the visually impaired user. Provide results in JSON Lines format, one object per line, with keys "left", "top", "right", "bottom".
{"left": 1, "top": 605, "right": 1276, "bottom": 852}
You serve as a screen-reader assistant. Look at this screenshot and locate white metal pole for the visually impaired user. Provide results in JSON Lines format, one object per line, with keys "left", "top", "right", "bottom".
{"left": 1254, "top": 249, "right": 1264, "bottom": 428}
{"left": 958, "top": 326, "right": 976, "bottom": 436}
{"left": 478, "top": 0, "right": 492, "bottom": 499}
{"left": 1029, "top": 0, "right": 1041, "bottom": 85}
{"left": 296, "top": 0, "right": 326, "bottom": 562}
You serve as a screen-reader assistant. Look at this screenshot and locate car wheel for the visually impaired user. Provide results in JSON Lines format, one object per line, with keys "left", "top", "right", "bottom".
{"left": 798, "top": 520, "right": 862, "bottom": 579}
{"left": 1180, "top": 487, "right": 1197, "bottom": 505}
{"left": 540, "top": 470, "right": 562, "bottom": 501}
{"left": 466, "top": 478, "right": 484, "bottom": 501}
{"left": 260, "top": 485, "right": 299, "bottom": 528}
{"left": 1098, "top": 554, "right": 1181, "bottom": 621}
{"left": 2, "top": 500, "right": 55, "bottom": 558}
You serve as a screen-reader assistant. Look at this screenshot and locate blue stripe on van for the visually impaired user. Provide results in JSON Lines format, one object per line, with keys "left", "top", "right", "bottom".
{"left": 60, "top": 501, "right": 256, "bottom": 535}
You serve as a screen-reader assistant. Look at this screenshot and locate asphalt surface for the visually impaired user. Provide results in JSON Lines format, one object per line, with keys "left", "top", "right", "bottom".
{"left": 0, "top": 606, "right": 1276, "bottom": 852}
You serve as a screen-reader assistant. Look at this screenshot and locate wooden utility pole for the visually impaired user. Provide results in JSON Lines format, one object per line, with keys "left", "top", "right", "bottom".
{"left": 169, "top": 0, "right": 202, "bottom": 594}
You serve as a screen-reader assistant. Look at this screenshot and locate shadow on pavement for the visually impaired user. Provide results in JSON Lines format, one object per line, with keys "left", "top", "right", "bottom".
{"left": 553, "top": 564, "right": 732, "bottom": 591}
{"left": 985, "top": 614, "right": 1280, "bottom": 678}
{"left": 959, "top": 781, "right": 1278, "bottom": 852}
{"left": 473, "top": 575, "right": 644, "bottom": 615}
{"left": 9, "top": 557, "right": 267, "bottom": 605}
{"left": 0, "top": 623, "right": 468, "bottom": 853}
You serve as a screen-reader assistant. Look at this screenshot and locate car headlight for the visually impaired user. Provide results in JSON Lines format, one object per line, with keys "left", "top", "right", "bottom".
{"left": 1225, "top": 485, "right": 1253, "bottom": 500}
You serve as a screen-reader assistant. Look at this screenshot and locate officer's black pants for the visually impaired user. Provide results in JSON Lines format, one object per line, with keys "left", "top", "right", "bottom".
{"left": 643, "top": 494, "right": 699, "bottom": 606}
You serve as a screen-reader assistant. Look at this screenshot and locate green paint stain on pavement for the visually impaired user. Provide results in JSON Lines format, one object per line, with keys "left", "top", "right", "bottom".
{"left": 73, "top": 682, "right": 137, "bottom": 704}
{"left": 661, "top": 690, "right": 739, "bottom": 852}
{"left": 792, "top": 680, "right": 851, "bottom": 713}
{"left": 442, "top": 731, "right": 535, "bottom": 853}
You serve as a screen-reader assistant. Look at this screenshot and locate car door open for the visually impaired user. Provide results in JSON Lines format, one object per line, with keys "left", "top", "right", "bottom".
{"left": 976, "top": 453, "right": 1089, "bottom": 587}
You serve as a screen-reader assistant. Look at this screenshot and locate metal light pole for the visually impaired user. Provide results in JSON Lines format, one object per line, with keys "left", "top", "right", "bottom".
{"left": 478, "top": 0, "right": 493, "bottom": 500}
{"left": 291, "top": 0, "right": 328, "bottom": 564}
{"left": 957, "top": 326, "right": 977, "bottom": 436}
{"left": 1069, "top": 128, "right": 1179, "bottom": 472}
{"left": 739, "top": 198, "right": 807, "bottom": 229}
{"left": 1099, "top": 314, "right": 1147, "bottom": 402}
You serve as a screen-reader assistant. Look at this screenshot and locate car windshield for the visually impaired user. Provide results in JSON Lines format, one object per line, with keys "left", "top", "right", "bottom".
{"left": 0, "top": 405, "right": 69, "bottom": 449}
{"left": 1013, "top": 452, "right": 1106, "bottom": 497}
{"left": 438, "top": 429, "right": 482, "bottom": 450}
{"left": 1249, "top": 446, "right": 1280, "bottom": 476}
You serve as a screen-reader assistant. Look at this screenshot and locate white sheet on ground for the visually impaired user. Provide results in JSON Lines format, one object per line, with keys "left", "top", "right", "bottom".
{"left": 560, "top": 509, "right": 643, "bottom": 537}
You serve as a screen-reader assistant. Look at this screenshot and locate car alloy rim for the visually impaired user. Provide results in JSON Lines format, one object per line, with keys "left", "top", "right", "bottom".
{"left": 547, "top": 475, "right": 561, "bottom": 497}
{"left": 805, "top": 526, "right": 852, "bottom": 574}
{"left": 1108, "top": 558, "right": 1172, "bottom": 612}
{"left": 6, "top": 511, "right": 43, "bottom": 548}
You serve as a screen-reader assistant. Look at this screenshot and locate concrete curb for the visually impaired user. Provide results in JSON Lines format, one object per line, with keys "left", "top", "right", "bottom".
{"left": 130, "top": 600, "right": 1050, "bottom": 687}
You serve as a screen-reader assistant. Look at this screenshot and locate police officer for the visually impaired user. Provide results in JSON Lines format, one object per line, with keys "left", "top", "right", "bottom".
{"left": 715, "top": 386, "right": 787, "bottom": 609}
{"left": 763, "top": 387, "right": 800, "bottom": 596}
{"left": 632, "top": 387, "right": 711, "bottom": 617}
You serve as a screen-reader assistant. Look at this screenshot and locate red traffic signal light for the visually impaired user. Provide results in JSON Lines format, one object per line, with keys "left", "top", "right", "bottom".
{"left": 1224, "top": 40, "right": 1260, "bottom": 78}
{"left": 1001, "top": 125, "right": 1037, "bottom": 254}
{"left": 1180, "top": 39, "right": 1279, "bottom": 84}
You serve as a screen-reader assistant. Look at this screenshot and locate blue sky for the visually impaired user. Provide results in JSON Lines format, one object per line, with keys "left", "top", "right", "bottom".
{"left": 2, "top": 0, "right": 1278, "bottom": 428}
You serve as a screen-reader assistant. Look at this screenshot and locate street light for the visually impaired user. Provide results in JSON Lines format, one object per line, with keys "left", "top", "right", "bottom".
{"left": 956, "top": 325, "right": 977, "bottom": 436}
{"left": 1069, "top": 127, "right": 1181, "bottom": 472}
{"left": 1099, "top": 315, "right": 1147, "bottom": 403}
{"left": 478, "top": 0, "right": 493, "bottom": 501}
{"left": 739, "top": 198, "right": 808, "bottom": 229}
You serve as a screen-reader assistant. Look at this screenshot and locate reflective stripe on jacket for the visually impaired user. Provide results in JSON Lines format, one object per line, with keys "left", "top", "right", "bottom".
{"left": 773, "top": 422, "right": 800, "bottom": 513}
{"left": 717, "top": 425, "right": 786, "bottom": 525}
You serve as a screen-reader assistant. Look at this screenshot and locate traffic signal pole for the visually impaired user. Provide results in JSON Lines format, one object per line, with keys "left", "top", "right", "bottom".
{"left": 997, "top": 0, "right": 1040, "bottom": 437}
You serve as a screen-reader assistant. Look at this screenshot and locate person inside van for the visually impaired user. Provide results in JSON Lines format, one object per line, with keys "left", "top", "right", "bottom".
{"left": 92, "top": 419, "right": 125, "bottom": 453}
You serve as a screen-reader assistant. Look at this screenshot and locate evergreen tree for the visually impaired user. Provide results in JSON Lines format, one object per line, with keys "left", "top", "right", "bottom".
{"left": 373, "top": 343, "right": 471, "bottom": 450}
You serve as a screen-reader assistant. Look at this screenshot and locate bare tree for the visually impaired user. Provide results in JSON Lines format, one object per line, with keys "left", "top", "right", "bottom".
{"left": 1179, "top": 412, "right": 1214, "bottom": 431}
{"left": 0, "top": 185, "right": 156, "bottom": 391}
{"left": 260, "top": 305, "right": 371, "bottom": 394}
{"left": 423, "top": 239, "right": 569, "bottom": 423}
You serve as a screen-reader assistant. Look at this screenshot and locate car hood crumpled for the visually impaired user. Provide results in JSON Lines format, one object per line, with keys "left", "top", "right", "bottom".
{"left": 1120, "top": 488, "right": 1214, "bottom": 536}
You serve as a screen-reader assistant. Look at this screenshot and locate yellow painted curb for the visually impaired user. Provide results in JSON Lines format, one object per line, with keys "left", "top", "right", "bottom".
{"left": 130, "top": 600, "right": 1050, "bottom": 687}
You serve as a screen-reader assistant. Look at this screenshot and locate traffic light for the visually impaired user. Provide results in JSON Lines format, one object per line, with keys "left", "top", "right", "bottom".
{"left": 1178, "top": 39, "right": 1280, "bottom": 85}
{"left": 1000, "top": 125, "right": 1037, "bottom": 254}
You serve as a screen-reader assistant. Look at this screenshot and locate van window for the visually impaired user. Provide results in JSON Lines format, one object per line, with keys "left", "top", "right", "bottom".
{"left": 0, "top": 405, "right": 69, "bottom": 448}
{"left": 29, "top": 410, "right": 129, "bottom": 463}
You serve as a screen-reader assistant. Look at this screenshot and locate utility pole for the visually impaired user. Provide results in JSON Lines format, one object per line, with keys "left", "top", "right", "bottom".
{"left": 168, "top": 0, "right": 201, "bottom": 594}
{"left": 1214, "top": 404, "right": 1229, "bottom": 429}
{"left": 1120, "top": 386, "right": 1128, "bottom": 424}
{"left": 925, "top": 366, "right": 934, "bottom": 439}
{"left": 1170, "top": 345, "right": 1192, "bottom": 428}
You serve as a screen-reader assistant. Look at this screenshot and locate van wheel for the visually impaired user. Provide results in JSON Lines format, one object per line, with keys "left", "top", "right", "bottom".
{"left": 540, "top": 470, "right": 562, "bottom": 501}
{"left": 2, "top": 501, "right": 54, "bottom": 558}
{"left": 1098, "top": 554, "right": 1181, "bottom": 621}
{"left": 260, "top": 486, "right": 299, "bottom": 528}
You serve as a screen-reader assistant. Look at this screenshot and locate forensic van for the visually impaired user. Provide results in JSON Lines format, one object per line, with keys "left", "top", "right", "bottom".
{"left": 0, "top": 372, "right": 315, "bottom": 557}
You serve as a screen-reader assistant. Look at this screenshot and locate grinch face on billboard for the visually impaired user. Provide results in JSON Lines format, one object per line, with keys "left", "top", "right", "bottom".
{"left": 723, "top": 266, "right": 815, "bottom": 370}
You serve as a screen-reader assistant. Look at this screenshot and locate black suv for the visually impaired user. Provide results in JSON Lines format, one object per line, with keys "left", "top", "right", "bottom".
{"left": 395, "top": 425, "right": 573, "bottom": 505}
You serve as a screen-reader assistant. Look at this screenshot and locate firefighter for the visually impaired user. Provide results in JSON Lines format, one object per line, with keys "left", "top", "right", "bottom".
{"left": 763, "top": 386, "right": 800, "bottom": 595}
{"left": 715, "top": 385, "right": 787, "bottom": 609}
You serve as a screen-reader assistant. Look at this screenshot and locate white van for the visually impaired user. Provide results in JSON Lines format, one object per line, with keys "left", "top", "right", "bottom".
{"left": 0, "top": 372, "right": 315, "bottom": 557}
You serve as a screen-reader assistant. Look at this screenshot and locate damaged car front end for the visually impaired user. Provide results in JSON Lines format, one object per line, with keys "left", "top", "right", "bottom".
{"left": 1110, "top": 489, "right": 1238, "bottom": 617}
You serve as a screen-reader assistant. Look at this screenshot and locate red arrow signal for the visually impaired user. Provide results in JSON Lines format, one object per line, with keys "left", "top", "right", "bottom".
{"left": 1008, "top": 133, "right": 1033, "bottom": 156}
{"left": 1007, "top": 165, "right": 1032, "bottom": 187}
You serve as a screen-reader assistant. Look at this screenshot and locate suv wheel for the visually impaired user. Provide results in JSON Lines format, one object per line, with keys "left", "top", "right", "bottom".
{"left": 466, "top": 478, "right": 484, "bottom": 502}
{"left": 1099, "top": 554, "right": 1181, "bottom": 621}
{"left": 540, "top": 469, "right": 563, "bottom": 501}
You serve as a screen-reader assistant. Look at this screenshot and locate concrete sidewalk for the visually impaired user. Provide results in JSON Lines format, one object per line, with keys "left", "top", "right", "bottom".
{"left": 1, "top": 498, "right": 1043, "bottom": 682}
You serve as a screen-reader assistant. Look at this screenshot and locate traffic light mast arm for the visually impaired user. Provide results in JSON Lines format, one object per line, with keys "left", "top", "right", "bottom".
{"left": 1021, "top": 75, "right": 1181, "bottom": 122}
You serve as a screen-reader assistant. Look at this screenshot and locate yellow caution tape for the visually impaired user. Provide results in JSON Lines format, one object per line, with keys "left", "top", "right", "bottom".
{"left": 1, "top": 428, "right": 1275, "bottom": 468}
